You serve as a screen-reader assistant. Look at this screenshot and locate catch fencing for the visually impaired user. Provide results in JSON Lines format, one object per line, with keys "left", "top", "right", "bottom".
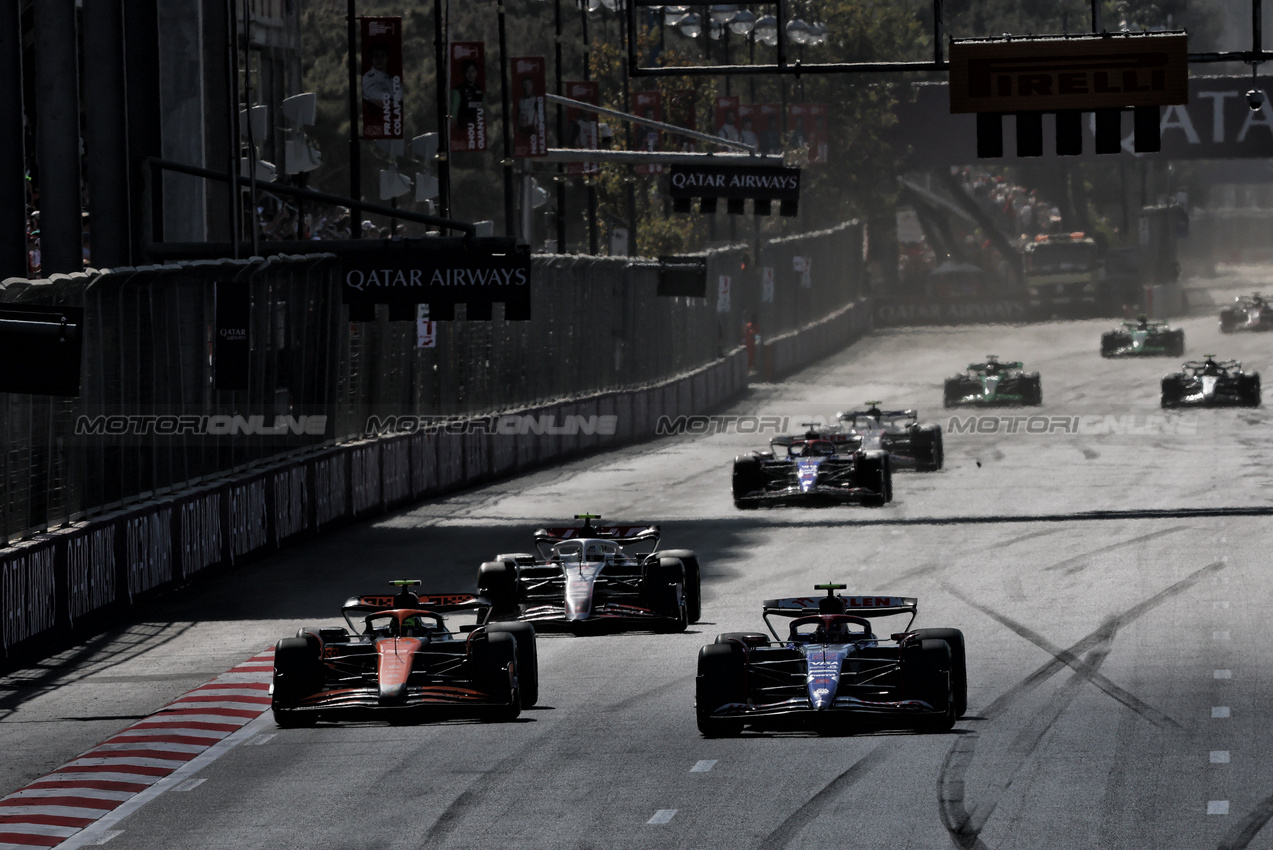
{"left": 0, "top": 220, "right": 865, "bottom": 545}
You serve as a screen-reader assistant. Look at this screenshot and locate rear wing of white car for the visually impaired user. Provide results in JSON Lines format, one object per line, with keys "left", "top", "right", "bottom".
{"left": 533, "top": 524, "right": 660, "bottom": 545}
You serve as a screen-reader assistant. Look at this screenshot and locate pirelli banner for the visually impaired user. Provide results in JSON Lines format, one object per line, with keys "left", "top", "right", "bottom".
{"left": 669, "top": 164, "right": 801, "bottom": 216}
{"left": 339, "top": 238, "right": 532, "bottom": 322}
{"left": 948, "top": 32, "right": 1188, "bottom": 157}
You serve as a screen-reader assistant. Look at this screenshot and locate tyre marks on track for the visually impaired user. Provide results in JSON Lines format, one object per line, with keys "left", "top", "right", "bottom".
{"left": 1039, "top": 526, "right": 1191, "bottom": 575}
{"left": 936, "top": 560, "right": 1224, "bottom": 849}
{"left": 943, "top": 586, "right": 1181, "bottom": 729}
{"left": 1216, "top": 793, "right": 1273, "bottom": 849}
{"left": 759, "top": 745, "right": 892, "bottom": 849}
{"left": 418, "top": 674, "right": 691, "bottom": 846}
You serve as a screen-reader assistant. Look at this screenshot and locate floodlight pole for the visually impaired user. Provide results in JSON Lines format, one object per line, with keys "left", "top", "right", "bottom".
{"left": 554, "top": 0, "right": 566, "bottom": 253}
{"left": 497, "top": 0, "right": 516, "bottom": 238}
{"left": 346, "top": 0, "right": 362, "bottom": 237}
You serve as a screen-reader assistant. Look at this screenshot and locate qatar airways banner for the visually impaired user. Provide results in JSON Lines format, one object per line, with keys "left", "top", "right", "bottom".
{"left": 668, "top": 164, "right": 801, "bottom": 203}
{"left": 361, "top": 17, "right": 404, "bottom": 140}
{"left": 340, "top": 239, "right": 532, "bottom": 321}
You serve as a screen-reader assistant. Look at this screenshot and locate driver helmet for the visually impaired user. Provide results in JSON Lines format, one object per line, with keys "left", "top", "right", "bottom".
{"left": 1137, "top": 313, "right": 1149, "bottom": 329}
{"left": 401, "top": 615, "right": 425, "bottom": 635}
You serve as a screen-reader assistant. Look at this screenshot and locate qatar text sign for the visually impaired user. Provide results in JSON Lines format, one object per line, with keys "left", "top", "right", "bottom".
{"left": 361, "top": 17, "right": 404, "bottom": 139}
{"left": 669, "top": 165, "right": 801, "bottom": 203}
{"left": 949, "top": 33, "right": 1188, "bottom": 113}
{"left": 341, "top": 240, "right": 531, "bottom": 320}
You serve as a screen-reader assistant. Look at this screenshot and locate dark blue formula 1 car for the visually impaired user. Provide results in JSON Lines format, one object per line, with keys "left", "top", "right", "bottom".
{"left": 695, "top": 583, "right": 966, "bottom": 736}
{"left": 732, "top": 427, "right": 892, "bottom": 508}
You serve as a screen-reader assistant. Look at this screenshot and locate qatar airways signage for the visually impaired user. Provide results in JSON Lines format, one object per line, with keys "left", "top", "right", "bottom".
{"left": 669, "top": 165, "right": 801, "bottom": 203}
{"left": 340, "top": 239, "right": 532, "bottom": 321}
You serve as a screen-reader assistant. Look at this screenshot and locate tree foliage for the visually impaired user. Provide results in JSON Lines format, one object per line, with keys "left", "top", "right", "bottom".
{"left": 299, "top": 1, "right": 1227, "bottom": 254}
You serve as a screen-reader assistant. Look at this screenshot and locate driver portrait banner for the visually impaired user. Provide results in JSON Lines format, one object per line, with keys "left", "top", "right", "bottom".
{"left": 564, "top": 81, "right": 599, "bottom": 174}
{"left": 361, "top": 17, "right": 404, "bottom": 140}
{"left": 449, "top": 42, "right": 487, "bottom": 152}
{"left": 512, "top": 57, "right": 547, "bottom": 158}
{"left": 634, "top": 91, "right": 663, "bottom": 175}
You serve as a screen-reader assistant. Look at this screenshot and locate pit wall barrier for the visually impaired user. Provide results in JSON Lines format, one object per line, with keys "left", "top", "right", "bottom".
{"left": 761, "top": 299, "right": 873, "bottom": 382}
{"left": 0, "top": 349, "right": 742, "bottom": 668}
{"left": 1, "top": 295, "right": 874, "bottom": 672}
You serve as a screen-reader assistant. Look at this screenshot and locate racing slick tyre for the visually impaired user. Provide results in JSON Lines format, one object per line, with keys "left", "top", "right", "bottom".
{"left": 1023, "top": 373, "right": 1043, "bottom": 406}
{"left": 943, "top": 379, "right": 963, "bottom": 408}
{"left": 714, "top": 632, "right": 771, "bottom": 648}
{"left": 644, "top": 558, "right": 688, "bottom": 633}
{"left": 732, "top": 457, "right": 762, "bottom": 509}
{"left": 1100, "top": 332, "right": 1121, "bottom": 357}
{"left": 272, "top": 637, "right": 324, "bottom": 728}
{"left": 1220, "top": 309, "right": 1239, "bottom": 333}
{"left": 913, "top": 424, "right": 943, "bottom": 472}
{"left": 473, "top": 631, "right": 521, "bottom": 723}
{"left": 1168, "top": 329, "right": 1186, "bottom": 357}
{"left": 858, "top": 451, "right": 891, "bottom": 507}
{"left": 903, "top": 638, "right": 956, "bottom": 733}
{"left": 477, "top": 561, "right": 518, "bottom": 616}
{"left": 485, "top": 622, "right": 538, "bottom": 708}
{"left": 1240, "top": 373, "right": 1262, "bottom": 407}
{"left": 696, "top": 643, "right": 746, "bottom": 737}
{"left": 655, "top": 550, "right": 702, "bottom": 624}
{"left": 1161, "top": 377, "right": 1185, "bottom": 408}
{"left": 911, "top": 628, "right": 967, "bottom": 718}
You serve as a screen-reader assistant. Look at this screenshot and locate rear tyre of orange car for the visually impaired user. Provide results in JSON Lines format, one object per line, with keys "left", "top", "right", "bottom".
{"left": 485, "top": 621, "right": 538, "bottom": 708}
{"left": 696, "top": 643, "right": 746, "bottom": 737}
{"left": 474, "top": 631, "right": 521, "bottom": 723}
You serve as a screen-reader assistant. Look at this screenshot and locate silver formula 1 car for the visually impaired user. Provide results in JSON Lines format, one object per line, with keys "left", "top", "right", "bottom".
{"left": 476, "top": 515, "right": 700, "bottom": 632}
{"left": 835, "top": 403, "right": 943, "bottom": 471}
{"left": 732, "top": 428, "right": 892, "bottom": 508}
{"left": 1161, "top": 356, "right": 1261, "bottom": 407}
{"left": 1220, "top": 293, "right": 1273, "bottom": 333}
{"left": 695, "top": 583, "right": 966, "bottom": 736}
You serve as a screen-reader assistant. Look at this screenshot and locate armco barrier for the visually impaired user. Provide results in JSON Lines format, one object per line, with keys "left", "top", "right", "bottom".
{"left": 761, "top": 300, "right": 872, "bottom": 383}
{"left": 0, "top": 297, "right": 861, "bottom": 669}
{"left": 0, "top": 348, "right": 748, "bottom": 670}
